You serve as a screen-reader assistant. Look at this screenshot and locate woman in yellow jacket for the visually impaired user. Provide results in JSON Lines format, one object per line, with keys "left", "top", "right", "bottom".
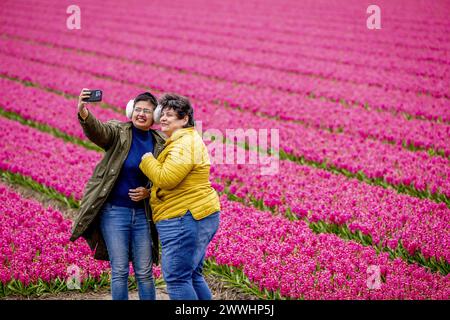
{"left": 139, "top": 93, "right": 220, "bottom": 300}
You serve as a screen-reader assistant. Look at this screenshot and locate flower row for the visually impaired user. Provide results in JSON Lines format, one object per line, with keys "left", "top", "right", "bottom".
{"left": 0, "top": 78, "right": 126, "bottom": 141}
{"left": 0, "top": 51, "right": 448, "bottom": 199}
{"left": 0, "top": 183, "right": 109, "bottom": 285}
{"left": 2, "top": 32, "right": 449, "bottom": 156}
{"left": 1, "top": 180, "right": 448, "bottom": 299}
{"left": 0, "top": 116, "right": 448, "bottom": 265}
{"left": 209, "top": 197, "right": 450, "bottom": 299}
{"left": 2, "top": 17, "right": 449, "bottom": 124}
{"left": 8, "top": 0, "right": 450, "bottom": 75}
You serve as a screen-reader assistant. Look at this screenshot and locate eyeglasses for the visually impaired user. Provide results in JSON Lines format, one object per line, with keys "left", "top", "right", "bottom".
{"left": 134, "top": 107, "right": 153, "bottom": 114}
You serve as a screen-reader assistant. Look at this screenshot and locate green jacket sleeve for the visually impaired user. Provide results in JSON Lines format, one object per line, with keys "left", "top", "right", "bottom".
{"left": 78, "top": 111, "right": 117, "bottom": 150}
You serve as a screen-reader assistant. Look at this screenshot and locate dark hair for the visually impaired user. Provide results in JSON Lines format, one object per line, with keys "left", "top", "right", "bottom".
{"left": 134, "top": 92, "right": 158, "bottom": 109}
{"left": 158, "top": 93, "right": 195, "bottom": 128}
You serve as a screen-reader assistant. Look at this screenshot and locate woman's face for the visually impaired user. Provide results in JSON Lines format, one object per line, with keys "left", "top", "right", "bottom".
{"left": 160, "top": 108, "right": 188, "bottom": 137}
{"left": 132, "top": 101, "right": 154, "bottom": 130}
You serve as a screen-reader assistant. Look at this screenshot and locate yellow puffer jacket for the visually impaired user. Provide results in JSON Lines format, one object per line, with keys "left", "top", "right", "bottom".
{"left": 139, "top": 127, "right": 220, "bottom": 223}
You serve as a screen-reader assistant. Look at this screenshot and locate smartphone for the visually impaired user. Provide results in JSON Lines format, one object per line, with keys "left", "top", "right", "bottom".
{"left": 82, "top": 89, "right": 102, "bottom": 102}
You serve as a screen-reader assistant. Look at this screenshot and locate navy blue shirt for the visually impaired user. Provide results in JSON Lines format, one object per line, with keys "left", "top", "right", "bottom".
{"left": 107, "top": 126, "right": 154, "bottom": 208}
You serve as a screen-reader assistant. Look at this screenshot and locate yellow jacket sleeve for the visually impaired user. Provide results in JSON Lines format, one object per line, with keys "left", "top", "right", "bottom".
{"left": 139, "top": 137, "right": 195, "bottom": 190}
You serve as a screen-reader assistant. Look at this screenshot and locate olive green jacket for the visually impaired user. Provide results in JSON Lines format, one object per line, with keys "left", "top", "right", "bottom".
{"left": 69, "top": 112, "right": 166, "bottom": 263}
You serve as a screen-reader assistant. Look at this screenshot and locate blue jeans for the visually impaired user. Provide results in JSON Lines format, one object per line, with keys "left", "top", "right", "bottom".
{"left": 99, "top": 202, "right": 156, "bottom": 300}
{"left": 156, "top": 211, "right": 220, "bottom": 300}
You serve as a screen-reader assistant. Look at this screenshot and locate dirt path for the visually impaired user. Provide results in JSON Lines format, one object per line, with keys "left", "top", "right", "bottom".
{"left": 15, "top": 287, "right": 170, "bottom": 300}
{"left": 3, "top": 274, "right": 257, "bottom": 300}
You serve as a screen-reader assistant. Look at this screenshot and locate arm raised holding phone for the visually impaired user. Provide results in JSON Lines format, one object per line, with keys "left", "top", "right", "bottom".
{"left": 77, "top": 88, "right": 116, "bottom": 150}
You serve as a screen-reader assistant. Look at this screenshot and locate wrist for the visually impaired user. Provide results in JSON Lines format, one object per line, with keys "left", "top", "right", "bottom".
{"left": 79, "top": 107, "right": 89, "bottom": 120}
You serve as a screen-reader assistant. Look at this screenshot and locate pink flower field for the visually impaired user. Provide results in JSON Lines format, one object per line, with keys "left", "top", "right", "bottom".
{"left": 0, "top": 0, "right": 448, "bottom": 299}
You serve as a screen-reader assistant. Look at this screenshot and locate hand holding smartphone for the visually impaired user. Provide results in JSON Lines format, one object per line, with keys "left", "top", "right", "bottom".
{"left": 78, "top": 88, "right": 102, "bottom": 120}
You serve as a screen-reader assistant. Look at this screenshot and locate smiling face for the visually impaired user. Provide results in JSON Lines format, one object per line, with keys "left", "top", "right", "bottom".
{"left": 131, "top": 101, "right": 154, "bottom": 131}
{"left": 160, "top": 107, "right": 188, "bottom": 137}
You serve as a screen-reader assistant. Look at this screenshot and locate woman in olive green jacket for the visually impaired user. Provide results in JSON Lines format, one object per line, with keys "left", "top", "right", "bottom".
{"left": 70, "top": 89, "right": 165, "bottom": 300}
{"left": 140, "top": 93, "right": 220, "bottom": 300}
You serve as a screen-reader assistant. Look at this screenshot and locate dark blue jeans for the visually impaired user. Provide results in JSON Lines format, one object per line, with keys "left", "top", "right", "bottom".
{"left": 156, "top": 211, "right": 220, "bottom": 300}
{"left": 99, "top": 202, "right": 156, "bottom": 300}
